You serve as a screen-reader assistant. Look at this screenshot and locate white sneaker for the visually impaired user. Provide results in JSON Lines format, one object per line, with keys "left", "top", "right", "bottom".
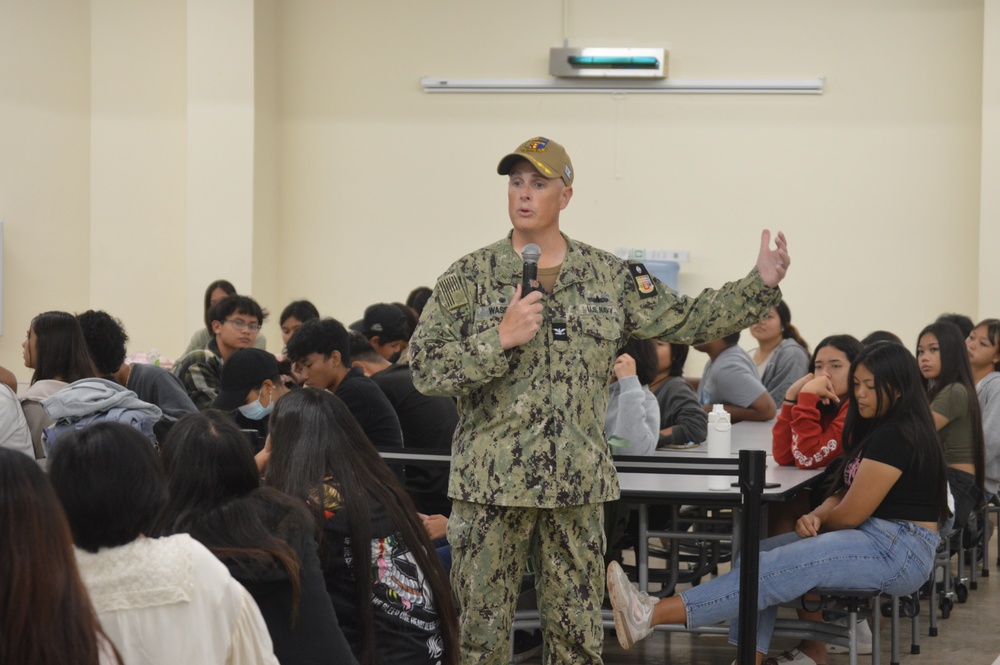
{"left": 827, "top": 616, "right": 873, "bottom": 655}
{"left": 606, "top": 561, "right": 657, "bottom": 649}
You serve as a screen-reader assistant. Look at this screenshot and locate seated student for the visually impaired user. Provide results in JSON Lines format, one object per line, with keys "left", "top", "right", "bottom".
{"left": 0, "top": 447, "right": 121, "bottom": 665}
{"left": 602, "top": 338, "right": 661, "bottom": 567}
{"left": 649, "top": 341, "right": 707, "bottom": 448}
{"left": 917, "top": 321, "right": 986, "bottom": 532}
{"left": 19, "top": 311, "right": 97, "bottom": 460}
{"left": 773, "top": 335, "right": 864, "bottom": 470}
{"left": 349, "top": 332, "right": 456, "bottom": 516}
{"left": 157, "top": 412, "right": 358, "bottom": 665}
{"left": 173, "top": 295, "right": 267, "bottom": 410}
{"left": 48, "top": 422, "right": 279, "bottom": 664}
{"left": 749, "top": 301, "right": 810, "bottom": 408}
{"left": 77, "top": 309, "right": 197, "bottom": 440}
{"left": 606, "top": 338, "right": 661, "bottom": 457}
{"left": 184, "top": 279, "right": 268, "bottom": 355}
{"left": 210, "top": 348, "right": 293, "bottom": 464}
{"left": 264, "top": 388, "right": 459, "bottom": 665}
{"left": 695, "top": 333, "right": 777, "bottom": 423}
{"left": 770, "top": 334, "right": 867, "bottom": 657}
{"left": 285, "top": 318, "right": 404, "bottom": 466}
{"left": 360, "top": 303, "right": 412, "bottom": 363}
{"left": 967, "top": 318, "right": 1000, "bottom": 499}
{"left": 608, "top": 341, "right": 947, "bottom": 665}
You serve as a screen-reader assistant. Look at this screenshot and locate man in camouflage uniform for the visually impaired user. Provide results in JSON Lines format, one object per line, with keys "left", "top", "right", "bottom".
{"left": 409, "top": 136, "right": 790, "bottom": 663}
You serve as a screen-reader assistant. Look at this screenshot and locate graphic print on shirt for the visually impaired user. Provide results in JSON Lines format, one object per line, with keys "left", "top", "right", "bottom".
{"left": 344, "top": 533, "right": 441, "bottom": 648}
{"left": 843, "top": 451, "right": 863, "bottom": 487}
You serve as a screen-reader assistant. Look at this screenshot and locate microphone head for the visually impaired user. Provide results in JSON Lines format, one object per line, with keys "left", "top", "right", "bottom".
{"left": 522, "top": 243, "right": 542, "bottom": 264}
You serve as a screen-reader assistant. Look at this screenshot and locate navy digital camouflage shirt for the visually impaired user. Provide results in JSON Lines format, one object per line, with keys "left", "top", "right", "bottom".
{"left": 410, "top": 232, "right": 780, "bottom": 508}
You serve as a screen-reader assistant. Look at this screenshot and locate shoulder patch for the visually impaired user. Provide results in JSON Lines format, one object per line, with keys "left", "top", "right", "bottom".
{"left": 434, "top": 274, "right": 469, "bottom": 311}
{"left": 628, "top": 262, "right": 657, "bottom": 300}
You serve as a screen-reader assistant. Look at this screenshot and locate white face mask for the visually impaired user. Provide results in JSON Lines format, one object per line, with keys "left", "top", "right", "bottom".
{"left": 238, "top": 388, "right": 274, "bottom": 421}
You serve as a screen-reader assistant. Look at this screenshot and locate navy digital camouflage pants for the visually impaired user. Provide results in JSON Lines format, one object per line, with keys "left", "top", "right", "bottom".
{"left": 447, "top": 499, "right": 606, "bottom": 664}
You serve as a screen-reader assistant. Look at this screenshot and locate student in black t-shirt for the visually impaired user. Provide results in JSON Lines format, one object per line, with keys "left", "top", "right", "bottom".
{"left": 265, "top": 388, "right": 459, "bottom": 665}
{"left": 607, "top": 341, "right": 948, "bottom": 665}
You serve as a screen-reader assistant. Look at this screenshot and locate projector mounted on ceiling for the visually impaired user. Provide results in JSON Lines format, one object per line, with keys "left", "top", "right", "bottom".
{"left": 549, "top": 47, "right": 667, "bottom": 79}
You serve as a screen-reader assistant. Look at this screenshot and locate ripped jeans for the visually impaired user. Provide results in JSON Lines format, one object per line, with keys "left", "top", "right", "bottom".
{"left": 679, "top": 518, "right": 939, "bottom": 654}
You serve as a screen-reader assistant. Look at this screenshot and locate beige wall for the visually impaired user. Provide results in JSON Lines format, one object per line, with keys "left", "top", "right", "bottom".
{"left": 90, "top": 0, "right": 187, "bottom": 363}
{"left": 0, "top": 0, "right": 989, "bottom": 382}
{"left": 0, "top": 1, "right": 91, "bottom": 375}
{"left": 982, "top": 0, "right": 1000, "bottom": 320}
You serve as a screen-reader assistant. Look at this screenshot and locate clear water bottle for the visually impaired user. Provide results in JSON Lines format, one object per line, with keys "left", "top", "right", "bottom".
{"left": 149, "top": 348, "right": 160, "bottom": 366}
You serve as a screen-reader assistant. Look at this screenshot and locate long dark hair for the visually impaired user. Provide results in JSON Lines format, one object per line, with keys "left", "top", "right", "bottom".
{"left": 775, "top": 300, "right": 809, "bottom": 351}
{"left": 157, "top": 412, "right": 304, "bottom": 615}
{"left": 0, "top": 448, "right": 121, "bottom": 664}
{"left": 834, "top": 342, "right": 948, "bottom": 520}
{"left": 28, "top": 311, "right": 97, "bottom": 385}
{"left": 917, "top": 321, "right": 986, "bottom": 501}
{"left": 265, "top": 388, "right": 459, "bottom": 665}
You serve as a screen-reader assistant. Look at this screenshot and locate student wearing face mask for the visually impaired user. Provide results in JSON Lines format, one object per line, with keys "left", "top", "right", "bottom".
{"left": 211, "top": 348, "right": 293, "bottom": 468}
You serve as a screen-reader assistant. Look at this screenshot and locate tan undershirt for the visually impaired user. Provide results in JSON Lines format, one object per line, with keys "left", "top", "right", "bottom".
{"left": 537, "top": 264, "right": 562, "bottom": 294}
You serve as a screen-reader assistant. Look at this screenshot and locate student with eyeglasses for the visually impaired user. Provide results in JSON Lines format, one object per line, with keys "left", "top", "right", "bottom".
{"left": 183, "top": 279, "right": 269, "bottom": 355}
{"left": 173, "top": 295, "right": 269, "bottom": 409}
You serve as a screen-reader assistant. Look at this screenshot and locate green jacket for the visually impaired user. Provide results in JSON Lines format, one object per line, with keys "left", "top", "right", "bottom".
{"left": 410, "top": 233, "right": 780, "bottom": 508}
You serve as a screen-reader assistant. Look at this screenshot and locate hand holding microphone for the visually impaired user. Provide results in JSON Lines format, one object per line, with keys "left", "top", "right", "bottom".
{"left": 499, "top": 244, "right": 544, "bottom": 350}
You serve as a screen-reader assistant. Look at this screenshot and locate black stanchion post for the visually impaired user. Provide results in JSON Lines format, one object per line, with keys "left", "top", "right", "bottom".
{"left": 736, "top": 449, "right": 766, "bottom": 665}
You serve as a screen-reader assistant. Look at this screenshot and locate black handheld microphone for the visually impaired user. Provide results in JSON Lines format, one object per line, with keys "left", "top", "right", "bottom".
{"left": 521, "top": 243, "right": 542, "bottom": 295}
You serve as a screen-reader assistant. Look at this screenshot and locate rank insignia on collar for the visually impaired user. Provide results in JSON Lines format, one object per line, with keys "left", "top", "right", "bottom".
{"left": 629, "top": 262, "right": 657, "bottom": 300}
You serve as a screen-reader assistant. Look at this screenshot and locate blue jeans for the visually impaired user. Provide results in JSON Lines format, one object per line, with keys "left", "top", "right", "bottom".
{"left": 679, "top": 518, "right": 939, "bottom": 654}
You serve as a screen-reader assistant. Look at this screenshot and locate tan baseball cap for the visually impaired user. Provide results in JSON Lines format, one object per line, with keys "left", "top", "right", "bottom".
{"left": 497, "top": 136, "right": 574, "bottom": 186}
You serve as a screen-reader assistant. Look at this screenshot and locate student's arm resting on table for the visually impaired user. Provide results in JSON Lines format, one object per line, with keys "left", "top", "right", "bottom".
{"left": 707, "top": 390, "right": 776, "bottom": 424}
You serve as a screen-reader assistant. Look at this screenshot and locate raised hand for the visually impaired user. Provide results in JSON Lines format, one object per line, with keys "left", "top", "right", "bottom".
{"left": 757, "top": 229, "right": 790, "bottom": 288}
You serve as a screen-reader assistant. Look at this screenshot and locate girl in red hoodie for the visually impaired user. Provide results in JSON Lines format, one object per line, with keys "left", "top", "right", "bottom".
{"left": 773, "top": 334, "right": 864, "bottom": 470}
